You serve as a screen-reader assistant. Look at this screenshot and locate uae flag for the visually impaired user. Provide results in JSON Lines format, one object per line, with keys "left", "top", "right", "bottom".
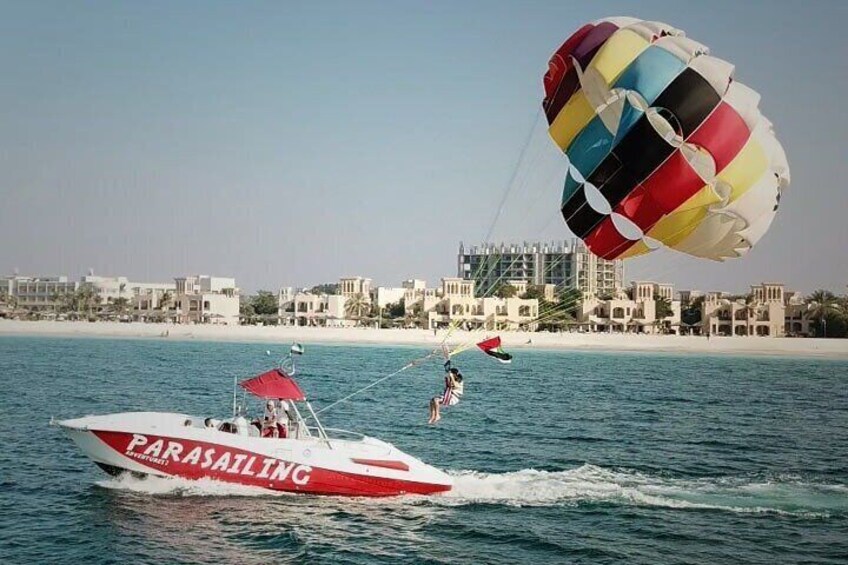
{"left": 476, "top": 336, "right": 513, "bottom": 364}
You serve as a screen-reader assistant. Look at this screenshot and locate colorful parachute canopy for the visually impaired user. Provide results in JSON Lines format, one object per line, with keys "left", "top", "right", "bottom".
{"left": 477, "top": 337, "right": 513, "bottom": 364}
{"left": 543, "top": 17, "right": 790, "bottom": 261}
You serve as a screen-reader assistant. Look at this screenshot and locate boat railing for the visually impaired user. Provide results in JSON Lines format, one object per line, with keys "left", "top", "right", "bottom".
{"left": 307, "top": 426, "right": 366, "bottom": 442}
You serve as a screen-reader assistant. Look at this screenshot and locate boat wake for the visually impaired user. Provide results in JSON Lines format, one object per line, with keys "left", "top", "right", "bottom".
{"left": 95, "top": 464, "right": 847, "bottom": 518}
{"left": 440, "top": 464, "right": 847, "bottom": 518}
{"left": 96, "top": 474, "right": 290, "bottom": 498}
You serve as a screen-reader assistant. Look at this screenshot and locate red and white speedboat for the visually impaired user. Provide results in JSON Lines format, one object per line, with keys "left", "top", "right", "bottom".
{"left": 57, "top": 353, "right": 452, "bottom": 497}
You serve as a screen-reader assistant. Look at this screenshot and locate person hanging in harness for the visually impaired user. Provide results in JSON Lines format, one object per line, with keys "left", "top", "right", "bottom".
{"left": 428, "top": 362, "right": 464, "bottom": 424}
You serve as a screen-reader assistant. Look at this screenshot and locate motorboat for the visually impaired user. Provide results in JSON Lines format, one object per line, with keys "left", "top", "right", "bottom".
{"left": 56, "top": 349, "right": 453, "bottom": 497}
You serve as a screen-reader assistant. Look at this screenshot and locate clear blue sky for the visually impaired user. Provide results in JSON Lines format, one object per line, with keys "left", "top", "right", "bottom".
{"left": 1, "top": 0, "right": 845, "bottom": 293}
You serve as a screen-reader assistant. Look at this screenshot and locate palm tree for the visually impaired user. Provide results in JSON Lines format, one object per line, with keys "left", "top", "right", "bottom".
{"left": 0, "top": 292, "right": 19, "bottom": 315}
{"left": 806, "top": 289, "right": 842, "bottom": 337}
{"left": 344, "top": 293, "right": 370, "bottom": 324}
{"left": 111, "top": 297, "right": 131, "bottom": 318}
{"left": 403, "top": 303, "right": 425, "bottom": 328}
{"left": 159, "top": 291, "right": 173, "bottom": 314}
{"left": 537, "top": 300, "right": 575, "bottom": 332}
{"left": 77, "top": 285, "right": 99, "bottom": 318}
{"left": 807, "top": 290, "right": 840, "bottom": 318}
{"left": 50, "top": 290, "right": 73, "bottom": 315}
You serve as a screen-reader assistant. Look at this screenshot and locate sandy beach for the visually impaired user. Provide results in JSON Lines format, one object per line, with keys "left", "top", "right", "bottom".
{"left": 1, "top": 320, "right": 846, "bottom": 358}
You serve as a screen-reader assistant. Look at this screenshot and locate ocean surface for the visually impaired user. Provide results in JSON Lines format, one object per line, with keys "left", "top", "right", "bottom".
{"left": 1, "top": 336, "right": 846, "bottom": 564}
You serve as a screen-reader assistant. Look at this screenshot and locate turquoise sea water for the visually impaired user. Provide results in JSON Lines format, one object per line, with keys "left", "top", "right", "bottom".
{"left": 1, "top": 336, "right": 846, "bottom": 564}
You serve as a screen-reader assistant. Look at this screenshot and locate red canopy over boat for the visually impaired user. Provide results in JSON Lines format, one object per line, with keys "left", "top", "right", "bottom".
{"left": 239, "top": 368, "right": 306, "bottom": 401}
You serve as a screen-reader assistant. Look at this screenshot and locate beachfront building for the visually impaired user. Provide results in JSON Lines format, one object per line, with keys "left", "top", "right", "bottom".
{"left": 80, "top": 275, "right": 175, "bottom": 312}
{"left": 339, "top": 277, "right": 372, "bottom": 299}
{"left": 277, "top": 279, "right": 365, "bottom": 327}
{"left": 276, "top": 287, "right": 297, "bottom": 324}
{"left": 279, "top": 277, "right": 441, "bottom": 327}
{"left": 678, "top": 289, "right": 704, "bottom": 306}
{"left": 374, "top": 286, "right": 406, "bottom": 309}
{"left": 290, "top": 292, "right": 349, "bottom": 327}
{"left": 403, "top": 279, "right": 441, "bottom": 321}
{"left": 784, "top": 292, "right": 815, "bottom": 337}
{"left": 0, "top": 275, "right": 79, "bottom": 313}
{"left": 132, "top": 288, "right": 174, "bottom": 321}
{"left": 576, "top": 281, "right": 682, "bottom": 334}
{"left": 701, "top": 283, "right": 787, "bottom": 337}
{"left": 171, "top": 275, "right": 239, "bottom": 325}
{"left": 457, "top": 239, "right": 623, "bottom": 298}
{"left": 404, "top": 278, "right": 539, "bottom": 331}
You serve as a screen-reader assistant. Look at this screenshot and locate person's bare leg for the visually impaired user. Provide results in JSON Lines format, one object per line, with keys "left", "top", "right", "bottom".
{"left": 433, "top": 400, "right": 441, "bottom": 423}
{"left": 428, "top": 398, "right": 436, "bottom": 424}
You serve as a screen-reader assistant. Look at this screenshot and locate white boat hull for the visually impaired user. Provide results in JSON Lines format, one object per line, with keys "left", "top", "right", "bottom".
{"left": 58, "top": 412, "right": 452, "bottom": 497}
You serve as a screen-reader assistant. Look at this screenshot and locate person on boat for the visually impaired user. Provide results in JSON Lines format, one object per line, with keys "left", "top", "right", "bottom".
{"left": 262, "top": 400, "right": 279, "bottom": 438}
{"left": 276, "top": 398, "right": 290, "bottom": 438}
{"left": 204, "top": 418, "right": 215, "bottom": 429}
{"left": 428, "top": 367, "right": 464, "bottom": 424}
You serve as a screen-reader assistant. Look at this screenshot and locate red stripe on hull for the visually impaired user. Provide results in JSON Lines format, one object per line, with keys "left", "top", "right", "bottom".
{"left": 91, "top": 430, "right": 449, "bottom": 497}
{"left": 351, "top": 458, "right": 410, "bottom": 471}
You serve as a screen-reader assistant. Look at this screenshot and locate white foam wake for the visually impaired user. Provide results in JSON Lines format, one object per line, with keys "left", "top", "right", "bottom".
{"left": 96, "top": 474, "right": 288, "bottom": 497}
{"left": 439, "top": 464, "right": 846, "bottom": 518}
{"left": 94, "top": 464, "right": 847, "bottom": 518}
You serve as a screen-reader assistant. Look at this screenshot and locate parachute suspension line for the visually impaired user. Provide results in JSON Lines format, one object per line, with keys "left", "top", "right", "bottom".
{"left": 315, "top": 350, "right": 441, "bottom": 416}
{"left": 482, "top": 108, "right": 545, "bottom": 244}
{"left": 434, "top": 109, "right": 547, "bottom": 347}
{"left": 523, "top": 214, "right": 737, "bottom": 331}
{"left": 320, "top": 110, "right": 548, "bottom": 416}
{"left": 447, "top": 247, "right": 592, "bottom": 356}
{"left": 472, "top": 207, "right": 563, "bottom": 304}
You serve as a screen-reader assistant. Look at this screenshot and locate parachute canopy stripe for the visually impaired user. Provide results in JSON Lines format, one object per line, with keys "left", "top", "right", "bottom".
{"left": 564, "top": 97, "right": 645, "bottom": 188}
{"left": 544, "top": 17, "right": 789, "bottom": 262}
{"left": 649, "top": 206, "right": 708, "bottom": 247}
{"left": 584, "top": 216, "right": 637, "bottom": 259}
{"left": 544, "top": 24, "right": 595, "bottom": 116}
{"left": 549, "top": 91, "right": 595, "bottom": 151}
{"left": 559, "top": 45, "right": 686, "bottom": 166}
{"left": 641, "top": 151, "right": 708, "bottom": 216}
{"left": 688, "top": 101, "right": 751, "bottom": 172}
{"left": 595, "top": 99, "right": 752, "bottom": 257}
{"left": 543, "top": 23, "right": 594, "bottom": 100}
{"left": 561, "top": 65, "right": 725, "bottom": 239}
{"left": 717, "top": 139, "right": 769, "bottom": 203}
{"left": 588, "top": 29, "right": 651, "bottom": 87}
{"left": 613, "top": 45, "right": 686, "bottom": 103}
{"left": 544, "top": 22, "right": 619, "bottom": 123}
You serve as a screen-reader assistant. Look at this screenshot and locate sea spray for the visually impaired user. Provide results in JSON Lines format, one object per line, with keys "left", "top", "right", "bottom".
{"left": 437, "top": 464, "right": 846, "bottom": 518}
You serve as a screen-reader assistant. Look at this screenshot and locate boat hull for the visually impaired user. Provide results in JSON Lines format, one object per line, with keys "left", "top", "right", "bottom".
{"left": 59, "top": 413, "right": 452, "bottom": 497}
